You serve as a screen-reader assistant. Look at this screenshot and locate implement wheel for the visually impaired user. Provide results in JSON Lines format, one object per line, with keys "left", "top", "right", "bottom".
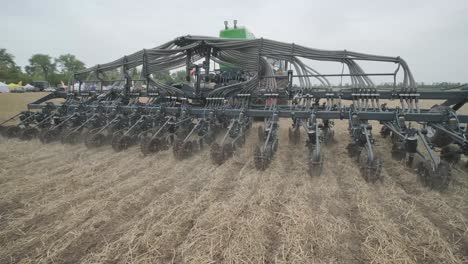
{"left": 358, "top": 147, "right": 383, "bottom": 183}
{"left": 39, "top": 129, "right": 60, "bottom": 144}
{"left": 61, "top": 130, "right": 81, "bottom": 144}
{"left": 19, "top": 127, "right": 39, "bottom": 140}
{"left": 308, "top": 149, "right": 323, "bottom": 177}
{"left": 346, "top": 143, "right": 361, "bottom": 160}
{"left": 112, "top": 135, "right": 132, "bottom": 152}
{"left": 254, "top": 145, "right": 271, "bottom": 171}
{"left": 210, "top": 143, "right": 224, "bottom": 165}
{"left": 289, "top": 127, "right": 300, "bottom": 145}
{"left": 380, "top": 126, "right": 391, "bottom": 138}
{"left": 417, "top": 160, "right": 451, "bottom": 191}
{"left": 440, "top": 144, "right": 461, "bottom": 164}
{"left": 222, "top": 143, "right": 234, "bottom": 160}
{"left": 182, "top": 141, "right": 194, "bottom": 159}
{"left": 427, "top": 105, "right": 455, "bottom": 147}
{"left": 204, "top": 130, "right": 215, "bottom": 145}
{"left": 173, "top": 139, "right": 183, "bottom": 159}
{"left": 141, "top": 137, "right": 161, "bottom": 156}
{"left": 85, "top": 133, "right": 106, "bottom": 148}
{"left": 5, "top": 126, "right": 21, "bottom": 138}
{"left": 258, "top": 126, "right": 265, "bottom": 141}
{"left": 67, "top": 131, "right": 82, "bottom": 145}
{"left": 391, "top": 141, "right": 406, "bottom": 161}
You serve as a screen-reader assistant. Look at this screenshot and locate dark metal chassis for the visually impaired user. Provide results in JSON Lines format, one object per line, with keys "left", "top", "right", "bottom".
{"left": 28, "top": 89, "right": 468, "bottom": 124}
{"left": 9, "top": 86, "right": 464, "bottom": 189}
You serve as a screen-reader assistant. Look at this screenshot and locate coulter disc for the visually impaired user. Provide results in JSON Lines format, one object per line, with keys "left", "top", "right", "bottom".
{"left": 358, "top": 147, "right": 383, "bottom": 183}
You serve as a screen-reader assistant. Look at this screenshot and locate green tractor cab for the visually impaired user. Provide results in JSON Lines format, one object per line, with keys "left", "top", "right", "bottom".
{"left": 219, "top": 20, "right": 255, "bottom": 39}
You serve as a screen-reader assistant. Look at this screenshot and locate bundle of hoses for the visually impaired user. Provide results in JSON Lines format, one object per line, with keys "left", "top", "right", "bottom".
{"left": 74, "top": 35, "right": 416, "bottom": 100}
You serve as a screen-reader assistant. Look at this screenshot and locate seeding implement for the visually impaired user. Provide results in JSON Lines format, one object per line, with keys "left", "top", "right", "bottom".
{"left": 1, "top": 21, "right": 467, "bottom": 190}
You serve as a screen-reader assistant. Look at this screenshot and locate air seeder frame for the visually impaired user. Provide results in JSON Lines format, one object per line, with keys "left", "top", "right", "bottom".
{"left": 1, "top": 35, "right": 467, "bottom": 191}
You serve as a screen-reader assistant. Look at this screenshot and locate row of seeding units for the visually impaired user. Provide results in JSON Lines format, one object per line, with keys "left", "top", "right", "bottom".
{"left": 0, "top": 25, "right": 467, "bottom": 191}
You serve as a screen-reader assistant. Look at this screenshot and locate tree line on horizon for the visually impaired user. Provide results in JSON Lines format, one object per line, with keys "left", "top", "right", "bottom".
{"left": 0, "top": 48, "right": 86, "bottom": 86}
{"left": 0, "top": 48, "right": 187, "bottom": 87}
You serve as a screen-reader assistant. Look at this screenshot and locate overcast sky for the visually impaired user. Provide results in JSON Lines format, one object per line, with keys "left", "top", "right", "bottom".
{"left": 1, "top": 0, "right": 467, "bottom": 83}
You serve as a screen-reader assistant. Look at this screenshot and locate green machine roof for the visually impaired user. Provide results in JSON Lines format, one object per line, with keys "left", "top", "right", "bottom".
{"left": 219, "top": 27, "right": 255, "bottom": 39}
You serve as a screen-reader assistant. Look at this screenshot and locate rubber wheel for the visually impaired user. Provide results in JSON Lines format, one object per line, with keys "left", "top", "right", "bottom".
{"left": 258, "top": 126, "right": 265, "bottom": 141}
{"left": 380, "top": 126, "right": 391, "bottom": 138}
{"left": 358, "top": 147, "right": 382, "bottom": 183}
{"left": 85, "top": 133, "right": 106, "bottom": 148}
{"left": 67, "top": 131, "right": 82, "bottom": 145}
{"left": 253, "top": 145, "right": 266, "bottom": 170}
{"left": 39, "top": 129, "right": 60, "bottom": 144}
{"left": 179, "top": 141, "right": 193, "bottom": 159}
{"left": 391, "top": 141, "right": 406, "bottom": 161}
{"left": 204, "top": 130, "right": 215, "bottom": 145}
{"left": 440, "top": 144, "right": 461, "bottom": 164}
{"left": 417, "top": 160, "right": 451, "bottom": 191}
{"left": 210, "top": 143, "right": 224, "bottom": 165}
{"left": 173, "top": 139, "right": 183, "bottom": 159}
{"left": 323, "top": 129, "right": 335, "bottom": 145}
{"left": 222, "top": 143, "right": 234, "bottom": 159}
{"left": 289, "top": 127, "right": 300, "bottom": 145}
{"left": 198, "top": 138, "right": 204, "bottom": 150}
{"left": 346, "top": 143, "right": 361, "bottom": 160}
{"left": 254, "top": 144, "right": 272, "bottom": 171}
{"left": 5, "top": 126, "right": 21, "bottom": 138}
{"left": 19, "top": 127, "right": 39, "bottom": 140}
{"left": 427, "top": 105, "right": 455, "bottom": 147}
{"left": 308, "top": 149, "right": 323, "bottom": 177}
{"left": 141, "top": 137, "right": 161, "bottom": 156}
{"left": 112, "top": 135, "right": 131, "bottom": 152}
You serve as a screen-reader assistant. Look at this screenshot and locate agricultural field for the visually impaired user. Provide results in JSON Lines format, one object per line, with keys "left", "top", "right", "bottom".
{"left": 0, "top": 93, "right": 467, "bottom": 263}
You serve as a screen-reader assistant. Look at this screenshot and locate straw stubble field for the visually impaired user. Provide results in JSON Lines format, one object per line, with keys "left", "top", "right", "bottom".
{"left": 0, "top": 93, "right": 467, "bottom": 263}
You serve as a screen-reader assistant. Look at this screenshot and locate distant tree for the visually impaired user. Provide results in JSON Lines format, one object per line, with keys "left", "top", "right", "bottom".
{"left": 153, "top": 70, "right": 174, "bottom": 84}
{"left": 55, "top": 54, "right": 85, "bottom": 74}
{"left": 171, "top": 70, "right": 187, "bottom": 83}
{"left": 25, "top": 54, "right": 56, "bottom": 81}
{"left": 48, "top": 72, "right": 68, "bottom": 87}
{"left": 0, "top": 48, "right": 16, "bottom": 70}
{"left": 102, "top": 69, "right": 122, "bottom": 81}
{"left": 53, "top": 54, "right": 86, "bottom": 85}
{"left": 0, "top": 48, "right": 31, "bottom": 84}
{"left": 130, "top": 67, "right": 141, "bottom": 80}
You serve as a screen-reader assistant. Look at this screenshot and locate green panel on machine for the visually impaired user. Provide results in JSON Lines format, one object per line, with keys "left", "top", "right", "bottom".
{"left": 218, "top": 21, "right": 255, "bottom": 70}
{"left": 219, "top": 27, "right": 255, "bottom": 39}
